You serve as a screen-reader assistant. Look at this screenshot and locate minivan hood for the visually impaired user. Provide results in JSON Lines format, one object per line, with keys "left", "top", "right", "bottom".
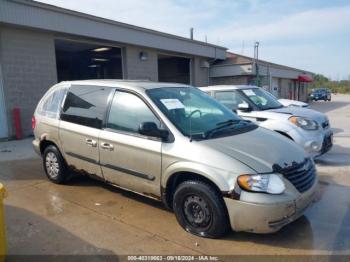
{"left": 268, "top": 107, "right": 327, "bottom": 124}
{"left": 202, "top": 127, "right": 306, "bottom": 173}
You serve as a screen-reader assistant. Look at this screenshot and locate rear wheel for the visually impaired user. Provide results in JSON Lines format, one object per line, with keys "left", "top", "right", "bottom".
{"left": 173, "top": 180, "right": 230, "bottom": 238}
{"left": 43, "top": 145, "right": 69, "bottom": 184}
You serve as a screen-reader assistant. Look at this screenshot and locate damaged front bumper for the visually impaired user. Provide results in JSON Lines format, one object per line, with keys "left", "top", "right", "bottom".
{"left": 223, "top": 178, "right": 318, "bottom": 233}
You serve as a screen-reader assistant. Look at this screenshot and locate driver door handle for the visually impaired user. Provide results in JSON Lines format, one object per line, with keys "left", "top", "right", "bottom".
{"left": 100, "top": 142, "right": 114, "bottom": 151}
{"left": 85, "top": 138, "right": 97, "bottom": 147}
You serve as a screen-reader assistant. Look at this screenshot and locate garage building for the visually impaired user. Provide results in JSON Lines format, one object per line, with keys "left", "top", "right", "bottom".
{"left": 0, "top": 0, "right": 226, "bottom": 139}
{"left": 210, "top": 52, "right": 313, "bottom": 102}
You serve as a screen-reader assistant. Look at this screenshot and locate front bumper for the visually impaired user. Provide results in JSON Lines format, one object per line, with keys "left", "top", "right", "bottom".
{"left": 318, "top": 132, "right": 333, "bottom": 156}
{"left": 224, "top": 179, "right": 317, "bottom": 233}
{"left": 288, "top": 127, "right": 333, "bottom": 157}
{"left": 311, "top": 95, "right": 327, "bottom": 100}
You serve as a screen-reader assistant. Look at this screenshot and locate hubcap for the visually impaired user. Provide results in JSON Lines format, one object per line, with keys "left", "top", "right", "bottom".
{"left": 183, "top": 195, "right": 211, "bottom": 228}
{"left": 45, "top": 152, "right": 59, "bottom": 178}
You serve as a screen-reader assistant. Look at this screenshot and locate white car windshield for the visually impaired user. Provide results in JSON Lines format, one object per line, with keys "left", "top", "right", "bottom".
{"left": 240, "top": 88, "right": 283, "bottom": 110}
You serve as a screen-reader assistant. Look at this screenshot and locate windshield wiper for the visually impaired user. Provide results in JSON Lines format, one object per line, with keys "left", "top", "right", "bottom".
{"left": 205, "top": 119, "right": 242, "bottom": 139}
{"left": 216, "top": 119, "right": 241, "bottom": 126}
{"left": 263, "top": 105, "right": 283, "bottom": 110}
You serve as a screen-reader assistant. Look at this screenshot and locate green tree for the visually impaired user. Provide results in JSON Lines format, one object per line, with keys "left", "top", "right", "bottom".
{"left": 310, "top": 74, "right": 350, "bottom": 94}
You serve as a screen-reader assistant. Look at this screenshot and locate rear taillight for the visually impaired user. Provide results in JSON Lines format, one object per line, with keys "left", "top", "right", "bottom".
{"left": 31, "top": 116, "right": 36, "bottom": 130}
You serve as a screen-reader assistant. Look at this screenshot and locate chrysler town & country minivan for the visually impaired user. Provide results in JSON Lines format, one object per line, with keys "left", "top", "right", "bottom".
{"left": 33, "top": 80, "right": 317, "bottom": 238}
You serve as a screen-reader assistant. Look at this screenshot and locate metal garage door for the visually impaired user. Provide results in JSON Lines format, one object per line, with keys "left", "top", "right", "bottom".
{"left": 158, "top": 54, "right": 191, "bottom": 84}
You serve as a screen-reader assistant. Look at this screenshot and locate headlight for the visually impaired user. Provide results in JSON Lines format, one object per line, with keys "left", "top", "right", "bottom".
{"left": 289, "top": 116, "right": 319, "bottom": 130}
{"left": 237, "top": 174, "right": 285, "bottom": 194}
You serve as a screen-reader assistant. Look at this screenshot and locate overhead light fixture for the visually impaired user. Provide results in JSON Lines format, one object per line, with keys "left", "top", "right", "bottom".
{"left": 92, "top": 47, "right": 111, "bottom": 52}
{"left": 139, "top": 51, "right": 149, "bottom": 61}
{"left": 88, "top": 64, "right": 100, "bottom": 68}
{"left": 93, "top": 58, "right": 109, "bottom": 62}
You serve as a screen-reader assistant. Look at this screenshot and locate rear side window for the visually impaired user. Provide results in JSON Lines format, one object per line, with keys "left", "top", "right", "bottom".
{"left": 39, "top": 88, "right": 67, "bottom": 119}
{"left": 61, "top": 85, "right": 111, "bottom": 129}
{"left": 215, "top": 91, "right": 245, "bottom": 110}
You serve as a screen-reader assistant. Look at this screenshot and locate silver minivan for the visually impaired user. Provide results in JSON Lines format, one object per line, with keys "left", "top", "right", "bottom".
{"left": 33, "top": 80, "right": 317, "bottom": 238}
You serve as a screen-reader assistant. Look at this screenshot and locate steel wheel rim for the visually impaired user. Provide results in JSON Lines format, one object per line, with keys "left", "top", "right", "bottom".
{"left": 45, "top": 152, "right": 59, "bottom": 179}
{"left": 183, "top": 195, "right": 211, "bottom": 228}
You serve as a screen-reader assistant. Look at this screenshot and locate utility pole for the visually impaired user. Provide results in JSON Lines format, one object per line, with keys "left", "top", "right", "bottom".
{"left": 267, "top": 64, "right": 271, "bottom": 92}
{"left": 190, "top": 28, "right": 194, "bottom": 40}
{"left": 254, "top": 41, "right": 260, "bottom": 86}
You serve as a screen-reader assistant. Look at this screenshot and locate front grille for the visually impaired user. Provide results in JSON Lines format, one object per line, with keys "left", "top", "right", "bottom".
{"left": 321, "top": 134, "right": 333, "bottom": 154}
{"left": 278, "top": 159, "right": 316, "bottom": 193}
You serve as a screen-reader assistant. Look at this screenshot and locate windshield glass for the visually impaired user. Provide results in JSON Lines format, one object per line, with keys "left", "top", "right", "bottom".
{"left": 146, "top": 87, "right": 243, "bottom": 138}
{"left": 240, "top": 88, "right": 283, "bottom": 110}
{"left": 314, "top": 89, "right": 325, "bottom": 93}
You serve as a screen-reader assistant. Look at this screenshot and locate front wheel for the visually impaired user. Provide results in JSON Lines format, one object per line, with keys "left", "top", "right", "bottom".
{"left": 173, "top": 180, "right": 230, "bottom": 238}
{"left": 43, "top": 145, "right": 69, "bottom": 184}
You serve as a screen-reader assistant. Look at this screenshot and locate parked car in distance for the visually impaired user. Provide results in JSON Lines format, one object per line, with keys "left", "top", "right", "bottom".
{"left": 278, "top": 99, "right": 310, "bottom": 108}
{"left": 309, "top": 88, "right": 331, "bottom": 101}
{"left": 201, "top": 85, "right": 333, "bottom": 157}
{"left": 33, "top": 80, "right": 318, "bottom": 238}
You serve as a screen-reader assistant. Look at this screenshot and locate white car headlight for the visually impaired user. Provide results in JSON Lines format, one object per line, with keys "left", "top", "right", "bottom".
{"left": 289, "top": 116, "right": 319, "bottom": 130}
{"left": 237, "top": 174, "right": 285, "bottom": 194}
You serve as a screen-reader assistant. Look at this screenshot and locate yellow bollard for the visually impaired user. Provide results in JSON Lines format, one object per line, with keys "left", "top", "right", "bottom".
{"left": 0, "top": 184, "right": 6, "bottom": 262}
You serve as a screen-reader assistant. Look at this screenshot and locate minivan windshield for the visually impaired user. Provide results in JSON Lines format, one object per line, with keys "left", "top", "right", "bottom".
{"left": 240, "top": 88, "right": 283, "bottom": 110}
{"left": 147, "top": 87, "right": 254, "bottom": 139}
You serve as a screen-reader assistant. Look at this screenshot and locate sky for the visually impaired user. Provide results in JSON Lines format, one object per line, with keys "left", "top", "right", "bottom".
{"left": 37, "top": 0, "right": 350, "bottom": 80}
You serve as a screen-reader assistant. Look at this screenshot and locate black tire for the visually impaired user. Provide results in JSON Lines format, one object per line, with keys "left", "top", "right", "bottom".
{"left": 43, "top": 145, "right": 69, "bottom": 184}
{"left": 173, "top": 180, "right": 230, "bottom": 238}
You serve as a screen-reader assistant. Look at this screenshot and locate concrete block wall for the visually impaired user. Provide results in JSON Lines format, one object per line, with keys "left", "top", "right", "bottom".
{"left": 0, "top": 26, "right": 57, "bottom": 138}
{"left": 124, "top": 46, "right": 158, "bottom": 81}
{"left": 0, "top": 26, "right": 218, "bottom": 138}
{"left": 124, "top": 46, "right": 209, "bottom": 87}
{"left": 192, "top": 57, "right": 209, "bottom": 87}
{"left": 210, "top": 76, "right": 248, "bottom": 86}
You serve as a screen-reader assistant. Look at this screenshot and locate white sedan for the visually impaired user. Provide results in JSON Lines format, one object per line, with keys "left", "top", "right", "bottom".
{"left": 200, "top": 85, "right": 332, "bottom": 158}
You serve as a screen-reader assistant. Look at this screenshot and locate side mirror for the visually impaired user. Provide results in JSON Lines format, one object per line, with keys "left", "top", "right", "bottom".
{"left": 237, "top": 103, "right": 251, "bottom": 112}
{"left": 139, "top": 122, "right": 169, "bottom": 140}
